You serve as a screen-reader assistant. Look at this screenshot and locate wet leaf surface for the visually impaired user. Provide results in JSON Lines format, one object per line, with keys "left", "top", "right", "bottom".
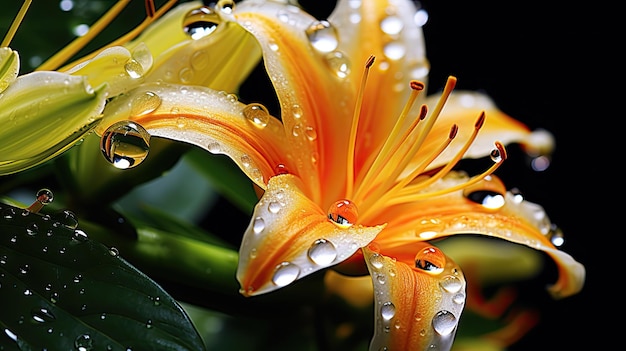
{"left": 0, "top": 202, "right": 206, "bottom": 351}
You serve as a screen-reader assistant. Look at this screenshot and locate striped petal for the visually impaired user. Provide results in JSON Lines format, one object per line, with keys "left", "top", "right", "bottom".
{"left": 95, "top": 83, "right": 288, "bottom": 189}
{"left": 237, "top": 174, "right": 385, "bottom": 296}
{"left": 372, "top": 172, "right": 585, "bottom": 299}
{"left": 363, "top": 245, "right": 466, "bottom": 351}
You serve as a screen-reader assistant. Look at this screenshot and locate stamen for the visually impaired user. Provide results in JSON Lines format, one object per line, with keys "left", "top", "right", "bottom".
{"left": 1, "top": 0, "right": 32, "bottom": 48}
{"left": 388, "top": 141, "right": 507, "bottom": 206}
{"left": 346, "top": 55, "right": 375, "bottom": 198}
{"left": 38, "top": 0, "right": 177, "bottom": 71}
{"left": 145, "top": 0, "right": 156, "bottom": 18}
{"left": 354, "top": 80, "right": 425, "bottom": 201}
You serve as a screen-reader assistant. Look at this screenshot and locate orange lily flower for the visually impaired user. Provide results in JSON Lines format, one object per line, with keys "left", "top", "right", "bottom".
{"left": 94, "top": 0, "right": 585, "bottom": 350}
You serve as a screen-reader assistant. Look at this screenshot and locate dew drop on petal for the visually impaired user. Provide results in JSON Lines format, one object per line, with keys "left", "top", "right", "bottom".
{"left": 439, "top": 275, "right": 462, "bottom": 293}
{"left": 381, "top": 302, "right": 396, "bottom": 321}
{"left": 130, "top": 91, "right": 161, "bottom": 116}
{"left": 306, "top": 20, "right": 339, "bottom": 53}
{"left": 243, "top": 103, "right": 270, "bottom": 128}
{"left": 324, "top": 51, "right": 351, "bottom": 78}
{"left": 369, "top": 253, "right": 385, "bottom": 269}
{"left": 432, "top": 310, "right": 457, "bottom": 336}
{"left": 100, "top": 121, "right": 150, "bottom": 169}
{"left": 124, "top": 59, "right": 144, "bottom": 79}
{"left": 272, "top": 262, "right": 300, "bottom": 287}
{"left": 462, "top": 175, "right": 506, "bottom": 210}
{"left": 327, "top": 199, "right": 358, "bottom": 228}
{"left": 307, "top": 238, "right": 337, "bottom": 265}
{"left": 380, "top": 15, "right": 404, "bottom": 35}
{"left": 414, "top": 246, "right": 445, "bottom": 275}
{"left": 216, "top": 0, "right": 235, "bottom": 14}
{"left": 252, "top": 217, "right": 265, "bottom": 234}
{"left": 183, "top": 6, "right": 221, "bottom": 40}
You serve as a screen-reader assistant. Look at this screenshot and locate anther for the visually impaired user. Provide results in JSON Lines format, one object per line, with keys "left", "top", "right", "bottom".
{"left": 365, "top": 55, "right": 375, "bottom": 68}
{"left": 410, "top": 80, "right": 425, "bottom": 91}
{"left": 449, "top": 124, "right": 458, "bottom": 139}
{"left": 474, "top": 111, "right": 486, "bottom": 129}
{"left": 145, "top": 0, "right": 156, "bottom": 18}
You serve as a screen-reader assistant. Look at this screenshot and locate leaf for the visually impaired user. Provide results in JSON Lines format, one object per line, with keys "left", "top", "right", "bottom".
{"left": 0, "top": 202, "right": 206, "bottom": 351}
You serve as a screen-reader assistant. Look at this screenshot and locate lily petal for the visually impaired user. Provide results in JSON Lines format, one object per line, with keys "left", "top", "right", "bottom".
{"left": 0, "top": 71, "right": 106, "bottom": 175}
{"left": 237, "top": 174, "right": 385, "bottom": 296}
{"left": 0, "top": 47, "right": 19, "bottom": 93}
{"left": 371, "top": 172, "right": 585, "bottom": 299}
{"left": 125, "top": 1, "right": 262, "bottom": 92}
{"left": 95, "top": 82, "right": 287, "bottom": 188}
{"left": 363, "top": 245, "right": 466, "bottom": 351}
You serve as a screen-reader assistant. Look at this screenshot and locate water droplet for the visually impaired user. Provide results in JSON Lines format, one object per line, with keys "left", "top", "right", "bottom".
{"left": 432, "top": 310, "right": 457, "bottom": 336}
{"left": 452, "top": 293, "right": 465, "bottom": 305}
{"left": 327, "top": 199, "right": 358, "bottom": 228}
{"left": 73, "top": 274, "right": 83, "bottom": 283}
{"left": 109, "top": 247, "right": 119, "bottom": 257}
{"left": 36, "top": 189, "right": 54, "bottom": 204}
{"left": 252, "top": 217, "right": 265, "bottom": 234}
{"left": 291, "top": 104, "right": 303, "bottom": 119}
{"left": 216, "top": 0, "right": 235, "bottom": 14}
{"left": 183, "top": 6, "right": 221, "bottom": 40}
{"left": 304, "top": 126, "right": 317, "bottom": 141}
{"left": 439, "top": 275, "right": 462, "bottom": 293}
{"left": 26, "top": 222, "right": 39, "bottom": 236}
{"left": 190, "top": 50, "right": 209, "bottom": 70}
{"left": 131, "top": 43, "right": 152, "bottom": 74}
{"left": 19, "top": 264, "right": 30, "bottom": 275}
{"left": 243, "top": 103, "right": 270, "bottom": 128}
{"left": 324, "top": 51, "right": 351, "bottom": 78}
{"left": 369, "top": 253, "right": 385, "bottom": 269}
{"left": 52, "top": 210, "right": 78, "bottom": 229}
{"left": 462, "top": 176, "right": 506, "bottom": 210}
{"left": 124, "top": 59, "right": 144, "bottom": 79}
{"left": 380, "top": 15, "right": 404, "bottom": 35}
{"left": 100, "top": 121, "right": 151, "bottom": 169}
{"left": 307, "top": 238, "right": 337, "bottom": 265}
{"left": 306, "top": 20, "right": 339, "bottom": 53}
{"left": 31, "top": 308, "right": 56, "bottom": 323}
{"left": 383, "top": 41, "right": 406, "bottom": 60}
{"left": 381, "top": 302, "right": 396, "bottom": 321}
{"left": 268, "top": 201, "right": 281, "bottom": 213}
{"left": 274, "top": 164, "right": 289, "bottom": 175}
{"left": 414, "top": 246, "right": 445, "bottom": 275}
{"left": 490, "top": 147, "right": 503, "bottom": 162}
{"left": 549, "top": 225, "right": 565, "bottom": 247}
{"left": 272, "top": 262, "right": 300, "bottom": 287}
{"left": 74, "top": 334, "right": 93, "bottom": 351}
{"left": 3, "top": 207, "right": 15, "bottom": 219}
{"left": 207, "top": 141, "right": 221, "bottom": 153}
{"left": 130, "top": 91, "right": 161, "bottom": 116}
{"left": 72, "top": 230, "right": 88, "bottom": 242}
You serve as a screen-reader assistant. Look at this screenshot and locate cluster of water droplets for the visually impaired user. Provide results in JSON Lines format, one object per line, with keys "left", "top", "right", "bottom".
{"left": 368, "top": 246, "right": 465, "bottom": 350}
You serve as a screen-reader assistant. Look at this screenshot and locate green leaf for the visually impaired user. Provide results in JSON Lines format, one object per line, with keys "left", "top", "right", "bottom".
{"left": 0, "top": 202, "right": 206, "bottom": 351}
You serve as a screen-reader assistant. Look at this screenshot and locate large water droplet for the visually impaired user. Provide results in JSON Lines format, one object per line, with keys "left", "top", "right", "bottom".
{"left": 252, "top": 217, "right": 265, "bottom": 234}
{"left": 216, "top": 0, "right": 235, "bottom": 14}
{"left": 124, "top": 59, "right": 144, "bottom": 79}
{"left": 306, "top": 20, "right": 339, "bottom": 53}
{"left": 432, "top": 310, "right": 457, "bottom": 336}
{"left": 272, "top": 262, "right": 300, "bottom": 287}
{"left": 380, "top": 15, "right": 404, "bottom": 35}
{"left": 307, "top": 238, "right": 337, "bottom": 265}
{"left": 369, "top": 253, "right": 385, "bottom": 269}
{"left": 243, "top": 103, "right": 270, "bottom": 128}
{"left": 130, "top": 91, "right": 161, "bottom": 116}
{"left": 183, "top": 6, "right": 221, "bottom": 40}
{"left": 381, "top": 301, "right": 396, "bottom": 321}
{"left": 327, "top": 199, "right": 358, "bottom": 228}
{"left": 74, "top": 334, "right": 93, "bottom": 351}
{"left": 414, "top": 246, "right": 445, "bottom": 275}
{"left": 100, "top": 121, "right": 150, "bottom": 169}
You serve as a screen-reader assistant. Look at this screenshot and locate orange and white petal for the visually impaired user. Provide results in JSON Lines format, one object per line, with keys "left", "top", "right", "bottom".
{"left": 95, "top": 82, "right": 289, "bottom": 189}
{"left": 237, "top": 174, "right": 385, "bottom": 296}
{"left": 363, "top": 244, "right": 466, "bottom": 351}
{"left": 233, "top": 1, "right": 360, "bottom": 203}
{"left": 329, "top": 0, "right": 431, "bottom": 161}
{"left": 372, "top": 173, "right": 585, "bottom": 299}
